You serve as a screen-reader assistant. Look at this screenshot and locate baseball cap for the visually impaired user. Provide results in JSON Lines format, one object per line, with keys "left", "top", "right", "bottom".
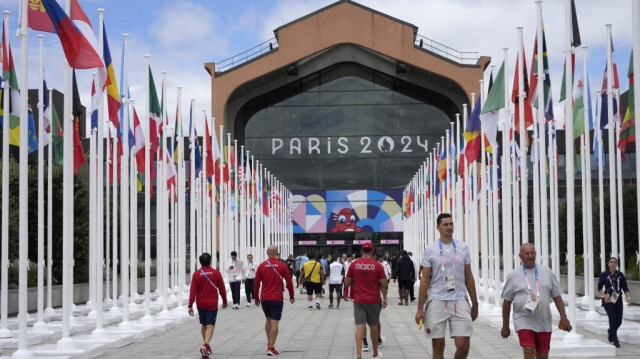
{"left": 362, "top": 242, "right": 374, "bottom": 251}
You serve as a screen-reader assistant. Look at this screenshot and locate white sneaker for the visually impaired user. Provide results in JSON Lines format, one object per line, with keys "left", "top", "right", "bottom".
{"left": 247, "top": 303, "right": 251, "bottom": 307}
{"left": 372, "top": 351, "right": 382, "bottom": 358}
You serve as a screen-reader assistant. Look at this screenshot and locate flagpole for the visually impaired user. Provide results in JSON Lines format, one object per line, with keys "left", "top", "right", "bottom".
{"left": 159, "top": 70, "right": 169, "bottom": 316}
{"left": 479, "top": 78, "right": 489, "bottom": 309}
{"left": 605, "top": 24, "right": 618, "bottom": 261}
{"left": 45, "top": 86, "right": 55, "bottom": 318}
{"left": 564, "top": 0, "right": 577, "bottom": 333}
{"left": 0, "top": 11, "right": 11, "bottom": 339}
{"left": 176, "top": 86, "right": 187, "bottom": 313}
{"left": 189, "top": 99, "right": 196, "bottom": 278}
{"left": 142, "top": 54, "right": 153, "bottom": 322}
{"left": 105, "top": 123, "right": 112, "bottom": 306}
{"left": 615, "top": 89, "right": 625, "bottom": 276}
{"left": 581, "top": 45, "right": 597, "bottom": 315}
{"left": 34, "top": 33, "right": 47, "bottom": 332}
{"left": 502, "top": 46, "right": 513, "bottom": 276}
{"left": 111, "top": 130, "right": 119, "bottom": 312}
{"left": 119, "top": 33, "right": 132, "bottom": 327}
{"left": 516, "top": 26, "right": 528, "bottom": 248}
{"left": 535, "top": 2, "right": 545, "bottom": 263}
{"left": 632, "top": 0, "right": 640, "bottom": 280}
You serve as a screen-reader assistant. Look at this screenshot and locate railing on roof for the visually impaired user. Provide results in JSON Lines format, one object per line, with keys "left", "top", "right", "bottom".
{"left": 215, "top": 38, "right": 279, "bottom": 74}
{"left": 414, "top": 34, "right": 479, "bottom": 65}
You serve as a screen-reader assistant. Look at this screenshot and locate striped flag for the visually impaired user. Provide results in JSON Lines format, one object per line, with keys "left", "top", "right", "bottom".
{"left": 103, "top": 23, "right": 120, "bottom": 129}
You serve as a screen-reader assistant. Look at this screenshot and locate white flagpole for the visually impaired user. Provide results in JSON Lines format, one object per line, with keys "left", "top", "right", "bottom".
{"left": 15, "top": 0, "right": 30, "bottom": 352}
{"left": 502, "top": 47, "right": 513, "bottom": 276}
{"left": 0, "top": 10, "right": 11, "bottom": 339}
{"left": 581, "top": 45, "right": 596, "bottom": 314}
{"left": 105, "top": 123, "right": 111, "bottom": 304}
{"left": 142, "top": 55, "right": 153, "bottom": 322}
{"left": 632, "top": 0, "right": 640, "bottom": 280}
{"left": 34, "top": 33, "right": 47, "bottom": 331}
{"left": 605, "top": 24, "right": 618, "bottom": 260}
{"left": 129, "top": 100, "right": 138, "bottom": 305}
{"left": 176, "top": 87, "right": 187, "bottom": 312}
{"left": 45, "top": 87, "right": 54, "bottom": 317}
{"left": 158, "top": 71, "right": 169, "bottom": 316}
{"left": 534, "top": 3, "right": 544, "bottom": 261}
{"left": 111, "top": 132, "right": 119, "bottom": 311}
{"left": 234, "top": 139, "right": 239, "bottom": 250}
{"left": 189, "top": 99, "right": 196, "bottom": 278}
{"left": 615, "top": 90, "right": 625, "bottom": 274}
{"left": 119, "top": 33, "right": 131, "bottom": 327}
{"left": 564, "top": 0, "right": 577, "bottom": 331}
{"left": 517, "top": 27, "right": 529, "bottom": 247}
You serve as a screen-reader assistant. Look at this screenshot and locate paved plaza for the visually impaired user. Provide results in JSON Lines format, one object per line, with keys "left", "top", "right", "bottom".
{"left": 88, "top": 283, "right": 640, "bottom": 359}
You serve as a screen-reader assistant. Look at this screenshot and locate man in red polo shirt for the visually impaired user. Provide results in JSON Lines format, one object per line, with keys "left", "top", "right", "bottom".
{"left": 188, "top": 253, "right": 228, "bottom": 359}
{"left": 345, "top": 242, "right": 388, "bottom": 359}
{"left": 254, "top": 245, "right": 295, "bottom": 356}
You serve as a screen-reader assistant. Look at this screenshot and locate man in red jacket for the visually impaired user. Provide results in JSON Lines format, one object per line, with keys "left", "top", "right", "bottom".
{"left": 254, "top": 245, "right": 295, "bottom": 356}
{"left": 188, "top": 253, "right": 228, "bottom": 359}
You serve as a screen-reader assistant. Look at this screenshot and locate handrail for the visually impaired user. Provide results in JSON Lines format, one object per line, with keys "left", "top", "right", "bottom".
{"left": 414, "top": 34, "right": 479, "bottom": 65}
{"left": 215, "top": 37, "right": 279, "bottom": 74}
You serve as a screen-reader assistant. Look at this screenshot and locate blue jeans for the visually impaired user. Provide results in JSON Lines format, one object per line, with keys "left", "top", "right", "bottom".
{"left": 230, "top": 281, "right": 241, "bottom": 305}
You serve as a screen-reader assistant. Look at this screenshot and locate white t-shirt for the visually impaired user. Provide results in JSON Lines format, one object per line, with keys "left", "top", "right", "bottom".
{"left": 227, "top": 259, "right": 244, "bottom": 282}
{"left": 501, "top": 264, "right": 563, "bottom": 332}
{"left": 422, "top": 239, "right": 471, "bottom": 301}
{"left": 244, "top": 261, "right": 256, "bottom": 279}
{"left": 382, "top": 261, "right": 392, "bottom": 279}
{"left": 328, "top": 261, "right": 344, "bottom": 285}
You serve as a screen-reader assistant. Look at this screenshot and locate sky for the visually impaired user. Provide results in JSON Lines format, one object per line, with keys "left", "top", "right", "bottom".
{"left": 0, "top": 0, "right": 633, "bottom": 136}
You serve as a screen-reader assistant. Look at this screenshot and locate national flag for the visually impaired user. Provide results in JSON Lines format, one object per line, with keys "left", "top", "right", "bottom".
{"left": 72, "top": 72, "right": 85, "bottom": 174}
{"left": 530, "top": 29, "right": 554, "bottom": 122}
{"left": 103, "top": 23, "right": 120, "bottom": 129}
{"left": 51, "top": 102, "right": 64, "bottom": 165}
{"left": 27, "top": 0, "right": 55, "bottom": 32}
{"left": 464, "top": 94, "right": 482, "bottom": 163}
{"left": 480, "top": 60, "right": 506, "bottom": 152}
{"left": 27, "top": 105, "right": 38, "bottom": 153}
{"left": 148, "top": 66, "right": 161, "bottom": 152}
{"left": 42, "top": 79, "right": 51, "bottom": 145}
{"left": 164, "top": 146, "right": 177, "bottom": 191}
{"left": 194, "top": 137, "right": 202, "bottom": 177}
{"left": 512, "top": 45, "right": 533, "bottom": 133}
{"left": 204, "top": 116, "right": 216, "bottom": 180}
{"left": 37, "top": 0, "right": 106, "bottom": 81}
{"left": 437, "top": 145, "right": 447, "bottom": 182}
{"left": 618, "top": 51, "right": 635, "bottom": 153}
{"left": 133, "top": 106, "right": 145, "bottom": 172}
{"left": 1, "top": 23, "right": 20, "bottom": 148}
{"left": 560, "top": 0, "right": 581, "bottom": 102}
{"left": 90, "top": 77, "right": 99, "bottom": 129}
{"left": 600, "top": 36, "right": 620, "bottom": 129}
{"left": 572, "top": 74, "right": 586, "bottom": 139}
{"left": 117, "top": 41, "right": 134, "bottom": 148}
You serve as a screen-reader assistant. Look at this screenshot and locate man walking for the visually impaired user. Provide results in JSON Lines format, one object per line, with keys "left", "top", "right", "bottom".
{"left": 188, "top": 253, "right": 227, "bottom": 359}
{"left": 298, "top": 252, "right": 309, "bottom": 294}
{"left": 226, "top": 251, "right": 244, "bottom": 309}
{"left": 501, "top": 243, "right": 572, "bottom": 359}
{"left": 254, "top": 245, "right": 295, "bottom": 356}
{"left": 345, "top": 242, "right": 387, "bottom": 359}
{"left": 394, "top": 250, "right": 416, "bottom": 306}
{"left": 301, "top": 253, "right": 324, "bottom": 309}
{"left": 414, "top": 213, "right": 478, "bottom": 359}
{"left": 244, "top": 253, "right": 256, "bottom": 307}
{"left": 327, "top": 256, "right": 344, "bottom": 309}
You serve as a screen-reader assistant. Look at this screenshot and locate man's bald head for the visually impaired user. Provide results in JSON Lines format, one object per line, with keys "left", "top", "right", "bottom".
{"left": 519, "top": 243, "right": 536, "bottom": 269}
{"left": 520, "top": 243, "right": 535, "bottom": 255}
{"left": 267, "top": 245, "right": 278, "bottom": 257}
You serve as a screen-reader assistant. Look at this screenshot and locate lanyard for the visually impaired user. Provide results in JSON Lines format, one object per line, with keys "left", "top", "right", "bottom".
{"left": 200, "top": 269, "right": 219, "bottom": 292}
{"left": 608, "top": 274, "right": 620, "bottom": 293}
{"left": 523, "top": 265, "right": 539, "bottom": 298}
{"left": 266, "top": 260, "right": 284, "bottom": 280}
{"left": 438, "top": 239, "right": 457, "bottom": 271}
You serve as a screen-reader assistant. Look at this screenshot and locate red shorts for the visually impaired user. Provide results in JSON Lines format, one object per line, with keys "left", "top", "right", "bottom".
{"left": 516, "top": 330, "right": 551, "bottom": 353}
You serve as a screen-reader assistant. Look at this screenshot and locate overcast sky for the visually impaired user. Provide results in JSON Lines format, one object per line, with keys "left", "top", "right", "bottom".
{"left": 0, "top": 0, "right": 632, "bottom": 134}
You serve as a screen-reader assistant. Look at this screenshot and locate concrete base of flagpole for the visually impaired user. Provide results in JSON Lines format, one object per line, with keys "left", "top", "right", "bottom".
{"left": 91, "top": 328, "right": 107, "bottom": 339}
{"left": 10, "top": 348, "right": 33, "bottom": 359}
{"left": 32, "top": 321, "right": 48, "bottom": 332}
{"left": 0, "top": 328, "right": 14, "bottom": 338}
{"left": 584, "top": 310, "right": 600, "bottom": 320}
{"left": 56, "top": 337, "right": 75, "bottom": 351}
{"left": 140, "top": 315, "right": 154, "bottom": 324}
{"left": 103, "top": 297, "right": 113, "bottom": 306}
{"left": 43, "top": 307, "right": 56, "bottom": 317}
{"left": 109, "top": 305, "right": 122, "bottom": 314}
{"left": 86, "top": 310, "right": 97, "bottom": 319}
{"left": 157, "top": 309, "right": 171, "bottom": 319}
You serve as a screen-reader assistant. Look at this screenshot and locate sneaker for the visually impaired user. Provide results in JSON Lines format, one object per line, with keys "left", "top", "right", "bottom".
{"left": 247, "top": 303, "right": 251, "bottom": 307}
{"left": 205, "top": 343, "right": 212, "bottom": 355}
{"left": 613, "top": 340, "right": 620, "bottom": 348}
{"left": 316, "top": 303, "right": 321, "bottom": 310}
{"left": 266, "top": 346, "right": 280, "bottom": 356}
{"left": 300, "top": 289, "right": 304, "bottom": 294}
{"left": 328, "top": 304, "right": 334, "bottom": 309}
{"left": 308, "top": 305, "right": 313, "bottom": 310}
{"left": 377, "top": 337, "right": 383, "bottom": 346}
{"left": 372, "top": 351, "right": 382, "bottom": 358}
{"left": 200, "top": 344, "right": 209, "bottom": 358}
{"left": 336, "top": 305, "right": 340, "bottom": 309}
{"left": 362, "top": 342, "right": 369, "bottom": 352}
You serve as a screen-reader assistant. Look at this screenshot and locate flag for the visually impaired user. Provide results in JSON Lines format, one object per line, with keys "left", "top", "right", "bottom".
{"left": 133, "top": 107, "right": 145, "bottom": 172}
{"left": 103, "top": 23, "right": 120, "bottom": 129}
{"left": 51, "top": 102, "right": 64, "bottom": 165}
{"left": 90, "top": 77, "right": 99, "bottom": 129}
{"left": 437, "top": 146, "right": 447, "bottom": 182}
{"left": 1, "top": 23, "right": 20, "bottom": 148}
{"left": 164, "top": 146, "right": 177, "bottom": 191}
{"left": 42, "top": 79, "right": 51, "bottom": 145}
{"left": 27, "top": 105, "right": 38, "bottom": 153}
{"left": 27, "top": 0, "right": 55, "bottom": 32}
{"left": 194, "top": 137, "right": 202, "bottom": 177}
{"left": 480, "top": 60, "right": 506, "bottom": 152}
{"left": 148, "top": 66, "right": 161, "bottom": 152}
{"left": 205, "top": 116, "right": 216, "bottom": 180}
{"left": 559, "top": 0, "right": 581, "bottom": 102}
{"left": 600, "top": 67, "right": 620, "bottom": 129}
{"left": 38, "top": 0, "right": 106, "bottom": 80}
{"left": 572, "top": 74, "right": 586, "bottom": 139}
{"left": 72, "top": 71, "right": 85, "bottom": 174}
{"left": 512, "top": 45, "right": 534, "bottom": 133}
{"left": 117, "top": 40, "right": 134, "bottom": 148}
{"left": 464, "top": 94, "right": 482, "bottom": 163}
{"left": 530, "top": 29, "right": 554, "bottom": 122}
{"left": 618, "top": 51, "right": 635, "bottom": 153}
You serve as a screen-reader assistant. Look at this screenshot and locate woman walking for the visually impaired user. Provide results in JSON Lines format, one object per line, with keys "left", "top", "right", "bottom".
{"left": 598, "top": 257, "right": 632, "bottom": 348}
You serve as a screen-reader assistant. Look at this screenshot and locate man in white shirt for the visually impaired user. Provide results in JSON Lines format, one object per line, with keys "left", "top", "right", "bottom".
{"left": 414, "top": 213, "right": 478, "bottom": 359}
{"left": 243, "top": 253, "right": 257, "bottom": 307}
{"left": 327, "top": 257, "right": 345, "bottom": 309}
{"left": 226, "top": 251, "right": 244, "bottom": 309}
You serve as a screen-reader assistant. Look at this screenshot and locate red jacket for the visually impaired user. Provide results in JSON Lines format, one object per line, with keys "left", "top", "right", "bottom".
{"left": 189, "top": 266, "right": 227, "bottom": 310}
{"left": 254, "top": 258, "right": 295, "bottom": 301}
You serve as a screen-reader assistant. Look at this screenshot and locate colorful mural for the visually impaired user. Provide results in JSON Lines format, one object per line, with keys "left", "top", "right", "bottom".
{"left": 291, "top": 190, "right": 403, "bottom": 234}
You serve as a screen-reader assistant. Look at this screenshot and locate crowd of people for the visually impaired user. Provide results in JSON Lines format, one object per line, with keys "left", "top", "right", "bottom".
{"left": 187, "top": 212, "right": 632, "bottom": 359}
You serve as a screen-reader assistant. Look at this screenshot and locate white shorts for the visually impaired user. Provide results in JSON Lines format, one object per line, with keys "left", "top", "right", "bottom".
{"left": 423, "top": 299, "right": 473, "bottom": 339}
